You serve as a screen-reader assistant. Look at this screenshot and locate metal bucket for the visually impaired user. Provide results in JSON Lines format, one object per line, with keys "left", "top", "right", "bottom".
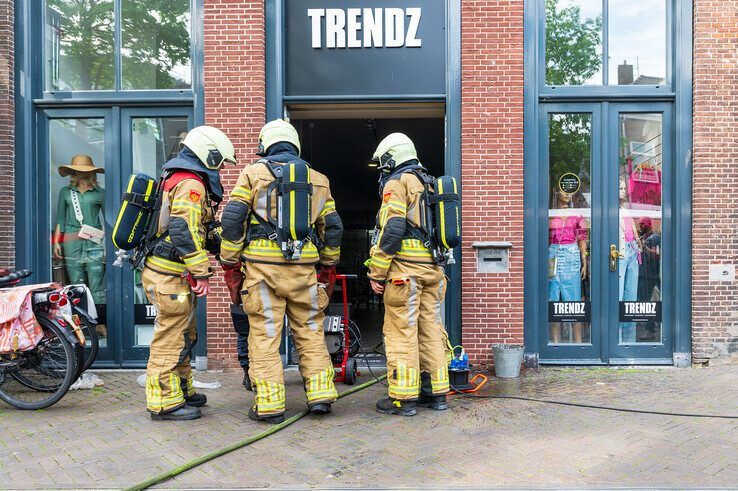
{"left": 491, "top": 344, "right": 524, "bottom": 378}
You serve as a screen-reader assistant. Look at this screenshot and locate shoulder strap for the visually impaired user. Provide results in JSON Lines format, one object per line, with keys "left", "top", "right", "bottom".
{"left": 69, "top": 188, "right": 85, "bottom": 225}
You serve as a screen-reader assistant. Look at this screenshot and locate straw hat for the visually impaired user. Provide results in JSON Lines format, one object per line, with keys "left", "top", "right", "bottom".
{"left": 58, "top": 155, "right": 105, "bottom": 177}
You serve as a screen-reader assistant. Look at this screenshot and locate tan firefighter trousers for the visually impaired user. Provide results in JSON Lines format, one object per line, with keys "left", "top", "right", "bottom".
{"left": 241, "top": 261, "right": 337, "bottom": 416}
{"left": 382, "top": 261, "right": 450, "bottom": 401}
{"left": 142, "top": 267, "right": 198, "bottom": 413}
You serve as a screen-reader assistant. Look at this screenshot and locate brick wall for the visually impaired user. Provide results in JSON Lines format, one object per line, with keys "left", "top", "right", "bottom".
{"left": 460, "top": 0, "right": 526, "bottom": 366}
{"left": 204, "top": 0, "right": 266, "bottom": 369}
{"left": 0, "top": 0, "right": 14, "bottom": 267}
{"left": 692, "top": 0, "right": 738, "bottom": 363}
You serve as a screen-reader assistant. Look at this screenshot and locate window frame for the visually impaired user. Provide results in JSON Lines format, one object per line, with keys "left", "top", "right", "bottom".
{"left": 539, "top": 0, "right": 675, "bottom": 97}
{"left": 39, "top": 0, "right": 199, "bottom": 101}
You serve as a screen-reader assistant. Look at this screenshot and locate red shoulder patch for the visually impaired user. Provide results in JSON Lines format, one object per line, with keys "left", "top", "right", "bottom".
{"left": 189, "top": 190, "right": 201, "bottom": 203}
{"left": 383, "top": 193, "right": 392, "bottom": 203}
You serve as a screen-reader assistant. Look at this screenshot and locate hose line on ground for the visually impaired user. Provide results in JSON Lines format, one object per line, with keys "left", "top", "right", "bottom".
{"left": 125, "top": 374, "right": 387, "bottom": 491}
{"left": 449, "top": 385, "right": 738, "bottom": 419}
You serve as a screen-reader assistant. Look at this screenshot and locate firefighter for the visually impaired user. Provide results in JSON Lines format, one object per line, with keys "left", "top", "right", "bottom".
{"left": 368, "top": 133, "right": 450, "bottom": 416}
{"left": 220, "top": 119, "right": 342, "bottom": 424}
{"left": 143, "top": 125, "right": 236, "bottom": 421}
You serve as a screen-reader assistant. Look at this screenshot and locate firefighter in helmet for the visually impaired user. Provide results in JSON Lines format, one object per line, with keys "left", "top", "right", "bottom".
{"left": 368, "top": 133, "right": 450, "bottom": 416}
{"left": 143, "top": 125, "right": 236, "bottom": 421}
{"left": 220, "top": 119, "right": 343, "bottom": 424}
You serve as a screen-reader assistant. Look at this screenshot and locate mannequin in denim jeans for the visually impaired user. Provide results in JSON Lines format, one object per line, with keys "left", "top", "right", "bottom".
{"left": 548, "top": 189, "right": 589, "bottom": 343}
{"left": 619, "top": 179, "right": 643, "bottom": 343}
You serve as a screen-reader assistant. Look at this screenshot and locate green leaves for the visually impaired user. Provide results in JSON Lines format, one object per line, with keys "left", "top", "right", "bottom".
{"left": 545, "top": 0, "right": 603, "bottom": 86}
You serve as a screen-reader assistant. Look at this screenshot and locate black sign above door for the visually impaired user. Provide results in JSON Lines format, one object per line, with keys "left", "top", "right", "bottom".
{"left": 284, "top": 0, "right": 447, "bottom": 97}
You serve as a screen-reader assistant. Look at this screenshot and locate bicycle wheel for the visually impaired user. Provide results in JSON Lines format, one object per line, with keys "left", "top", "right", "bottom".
{"left": 0, "top": 317, "right": 76, "bottom": 410}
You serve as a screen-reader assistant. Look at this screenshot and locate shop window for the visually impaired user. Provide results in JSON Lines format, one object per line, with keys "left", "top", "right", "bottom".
{"left": 45, "top": 1, "right": 116, "bottom": 91}
{"left": 131, "top": 116, "right": 189, "bottom": 346}
{"left": 618, "top": 113, "right": 663, "bottom": 344}
{"left": 49, "top": 118, "right": 108, "bottom": 347}
{"left": 122, "top": 0, "right": 192, "bottom": 90}
{"left": 608, "top": 1, "right": 666, "bottom": 85}
{"left": 545, "top": 0, "right": 667, "bottom": 86}
{"left": 545, "top": 0, "right": 603, "bottom": 86}
{"left": 44, "top": 0, "right": 192, "bottom": 91}
{"left": 548, "top": 113, "right": 592, "bottom": 344}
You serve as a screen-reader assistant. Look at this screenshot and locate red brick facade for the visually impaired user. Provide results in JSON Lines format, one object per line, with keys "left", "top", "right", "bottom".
{"left": 0, "top": 1, "right": 733, "bottom": 368}
{"left": 0, "top": 0, "right": 13, "bottom": 268}
{"left": 692, "top": 0, "right": 738, "bottom": 363}
{"left": 459, "top": 0, "right": 526, "bottom": 367}
{"left": 203, "top": 0, "right": 266, "bottom": 368}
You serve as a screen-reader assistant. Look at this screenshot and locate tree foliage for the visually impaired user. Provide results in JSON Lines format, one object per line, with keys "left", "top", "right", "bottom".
{"left": 546, "top": 0, "right": 602, "bottom": 203}
{"left": 46, "top": 0, "right": 190, "bottom": 91}
{"left": 545, "top": 0, "right": 602, "bottom": 86}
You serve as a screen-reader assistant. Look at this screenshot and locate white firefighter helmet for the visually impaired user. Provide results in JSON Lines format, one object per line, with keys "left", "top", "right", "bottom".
{"left": 372, "top": 133, "right": 418, "bottom": 172}
{"left": 181, "top": 126, "right": 236, "bottom": 170}
{"left": 258, "top": 119, "right": 301, "bottom": 155}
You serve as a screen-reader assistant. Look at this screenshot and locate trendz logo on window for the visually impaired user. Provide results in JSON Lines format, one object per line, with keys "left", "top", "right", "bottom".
{"left": 307, "top": 8, "right": 422, "bottom": 49}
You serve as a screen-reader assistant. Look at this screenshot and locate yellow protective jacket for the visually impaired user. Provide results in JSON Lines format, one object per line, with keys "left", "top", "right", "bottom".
{"left": 144, "top": 173, "right": 216, "bottom": 279}
{"left": 367, "top": 171, "right": 434, "bottom": 282}
{"left": 220, "top": 159, "right": 342, "bottom": 267}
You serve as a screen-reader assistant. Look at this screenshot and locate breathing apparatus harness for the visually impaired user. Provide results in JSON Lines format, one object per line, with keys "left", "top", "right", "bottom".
{"left": 377, "top": 163, "right": 460, "bottom": 266}
{"left": 115, "top": 169, "right": 221, "bottom": 269}
{"left": 247, "top": 158, "right": 319, "bottom": 261}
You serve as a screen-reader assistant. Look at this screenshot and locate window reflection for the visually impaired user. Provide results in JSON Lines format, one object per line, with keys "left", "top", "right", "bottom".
{"left": 49, "top": 119, "right": 108, "bottom": 346}
{"left": 45, "top": 0, "right": 115, "bottom": 91}
{"left": 131, "top": 117, "right": 190, "bottom": 346}
{"left": 122, "top": 0, "right": 192, "bottom": 90}
{"left": 548, "top": 114, "right": 592, "bottom": 344}
{"left": 545, "top": 0, "right": 603, "bottom": 85}
{"left": 618, "top": 113, "right": 663, "bottom": 343}
{"left": 609, "top": 0, "right": 667, "bottom": 85}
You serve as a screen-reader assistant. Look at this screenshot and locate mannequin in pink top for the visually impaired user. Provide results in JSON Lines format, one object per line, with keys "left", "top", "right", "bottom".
{"left": 548, "top": 189, "right": 589, "bottom": 344}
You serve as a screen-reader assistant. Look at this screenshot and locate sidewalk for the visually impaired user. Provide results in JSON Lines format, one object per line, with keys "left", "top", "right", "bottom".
{"left": 0, "top": 366, "right": 736, "bottom": 489}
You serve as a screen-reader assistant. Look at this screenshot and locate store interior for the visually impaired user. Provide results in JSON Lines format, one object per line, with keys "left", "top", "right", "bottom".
{"left": 290, "top": 104, "right": 445, "bottom": 360}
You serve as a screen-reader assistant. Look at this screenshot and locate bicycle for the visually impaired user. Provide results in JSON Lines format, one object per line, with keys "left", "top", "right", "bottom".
{"left": 0, "top": 269, "right": 93, "bottom": 409}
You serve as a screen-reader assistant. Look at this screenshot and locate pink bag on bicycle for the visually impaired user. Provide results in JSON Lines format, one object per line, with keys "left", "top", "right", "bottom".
{"left": 0, "top": 284, "right": 57, "bottom": 353}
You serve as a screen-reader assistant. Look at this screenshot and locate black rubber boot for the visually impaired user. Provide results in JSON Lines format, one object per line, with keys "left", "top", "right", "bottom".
{"left": 248, "top": 406, "right": 285, "bottom": 424}
{"left": 418, "top": 394, "right": 449, "bottom": 411}
{"left": 376, "top": 397, "right": 417, "bottom": 416}
{"left": 309, "top": 402, "right": 332, "bottom": 415}
{"left": 185, "top": 393, "right": 208, "bottom": 407}
{"left": 242, "top": 368, "right": 252, "bottom": 391}
{"left": 419, "top": 372, "right": 449, "bottom": 411}
{"left": 150, "top": 404, "right": 202, "bottom": 421}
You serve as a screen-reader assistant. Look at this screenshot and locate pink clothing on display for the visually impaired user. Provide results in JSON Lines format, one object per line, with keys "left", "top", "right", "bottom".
{"left": 549, "top": 215, "right": 588, "bottom": 245}
{"left": 627, "top": 158, "right": 662, "bottom": 206}
{"left": 622, "top": 218, "right": 638, "bottom": 242}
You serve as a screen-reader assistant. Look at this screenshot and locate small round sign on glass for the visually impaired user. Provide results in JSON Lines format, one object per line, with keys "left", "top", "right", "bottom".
{"left": 558, "top": 173, "right": 581, "bottom": 194}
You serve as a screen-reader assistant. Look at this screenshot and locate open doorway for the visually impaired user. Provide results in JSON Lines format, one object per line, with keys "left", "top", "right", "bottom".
{"left": 291, "top": 105, "right": 445, "bottom": 361}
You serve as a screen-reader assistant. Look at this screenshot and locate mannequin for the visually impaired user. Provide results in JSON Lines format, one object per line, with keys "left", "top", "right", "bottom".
{"left": 618, "top": 178, "right": 642, "bottom": 343}
{"left": 52, "top": 155, "right": 106, "bottom": 335}
{"left": 548, "top": 189, "right": 588, "bottom": 343}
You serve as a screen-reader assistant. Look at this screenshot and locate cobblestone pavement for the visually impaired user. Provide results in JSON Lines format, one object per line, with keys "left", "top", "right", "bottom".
{"left": 0, "top": 366, "right": 736, "bottom": 489}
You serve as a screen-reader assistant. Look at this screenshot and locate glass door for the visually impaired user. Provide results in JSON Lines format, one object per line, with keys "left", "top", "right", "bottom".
{"left": 607, "top": 104, "right": 673, "bottom": 362}
{"left": 39, "top": 109, "right": 118, "bottom": 364}
{"left": 538, "top": 103, "right": 674, "bottom": 364}
{"left": 539, "top": 104, "right": 603, "bottom": 362}
{"left": 119, "top": 108, "right": 193, "bottom": 363}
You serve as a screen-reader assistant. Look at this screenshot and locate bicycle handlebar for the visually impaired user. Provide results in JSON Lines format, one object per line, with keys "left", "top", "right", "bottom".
{"left": 0, "top": 269, "right": 33, "bottom": 286}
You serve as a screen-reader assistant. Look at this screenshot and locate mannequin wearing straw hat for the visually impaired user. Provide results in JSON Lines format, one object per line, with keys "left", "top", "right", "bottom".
{"left": 52, "top": 155, "right": 106, "bottom": 331}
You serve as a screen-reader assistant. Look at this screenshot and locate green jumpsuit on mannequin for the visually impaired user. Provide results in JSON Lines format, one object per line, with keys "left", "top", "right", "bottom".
{"left": 53, "top": 155, "right": 106, "bottom": 307}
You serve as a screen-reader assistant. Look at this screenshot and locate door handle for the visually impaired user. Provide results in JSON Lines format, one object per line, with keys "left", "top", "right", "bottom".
{"left": 609, "top": 244, "right": 623, "bottom": 272}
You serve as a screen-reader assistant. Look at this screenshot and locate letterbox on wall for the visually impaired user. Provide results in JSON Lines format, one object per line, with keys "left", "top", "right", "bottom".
{"left": 472, "top": 242, "right": 513, "bottom": 273}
